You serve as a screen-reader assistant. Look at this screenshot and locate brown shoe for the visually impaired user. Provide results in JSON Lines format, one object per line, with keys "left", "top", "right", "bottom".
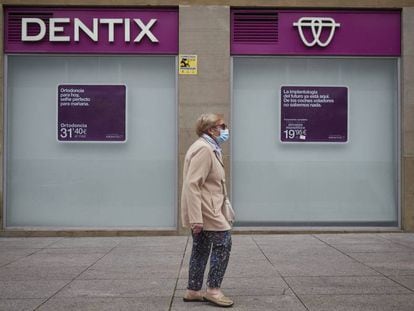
{"left": 203, "top": 293, "right": 234, "bottom": 307}
{"left": 183, "top": 292, "right": 204, "bottom": 302}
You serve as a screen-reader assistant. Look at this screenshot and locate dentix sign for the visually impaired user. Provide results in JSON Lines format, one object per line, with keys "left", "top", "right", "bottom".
{"left": 5, "top": 8, "right": 178, "bottom": 54}
{"left": 21, "top": 18, "right": 159, "bottom": 43}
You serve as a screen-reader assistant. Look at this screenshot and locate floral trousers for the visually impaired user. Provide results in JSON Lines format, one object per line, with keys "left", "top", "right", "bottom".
{"left": 187, "top": 230, "right": 232, "bottom": 291}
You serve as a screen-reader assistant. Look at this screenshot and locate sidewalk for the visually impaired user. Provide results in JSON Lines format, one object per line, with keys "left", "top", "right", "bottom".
{"left": 1, "top": 233, "right": 414, "bottom": 310}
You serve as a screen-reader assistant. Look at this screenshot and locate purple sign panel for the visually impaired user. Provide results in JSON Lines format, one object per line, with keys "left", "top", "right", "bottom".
{"left": 280, "top": 86, "right": 348, "bottom": 143}
{"left": 58, "top": 85, "right": 126, "bottom": 142}
{"left": 231, "top": 10, "right": 400, "bottom": 56}
{"left": 4, "top": 7, "right": 178, "bottom": 54}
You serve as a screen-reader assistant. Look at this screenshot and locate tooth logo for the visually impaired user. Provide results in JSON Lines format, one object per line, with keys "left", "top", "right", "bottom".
{"left": 293, "top": 17, "right": 340, "bottom": 47}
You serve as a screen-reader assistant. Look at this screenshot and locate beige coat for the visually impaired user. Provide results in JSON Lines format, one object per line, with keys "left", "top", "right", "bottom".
{"left": 181, "top": 137, "right": 231, "bottom": 231}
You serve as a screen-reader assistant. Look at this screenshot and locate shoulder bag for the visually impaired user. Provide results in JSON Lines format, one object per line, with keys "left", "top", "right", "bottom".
{"left": 221, "top": 179, "right": 235, "bottom": 226}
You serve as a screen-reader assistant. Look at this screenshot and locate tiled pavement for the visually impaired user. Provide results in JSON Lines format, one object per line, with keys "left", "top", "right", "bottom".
{"left": 1, "top": 233, "right": 414, "bottom": 310}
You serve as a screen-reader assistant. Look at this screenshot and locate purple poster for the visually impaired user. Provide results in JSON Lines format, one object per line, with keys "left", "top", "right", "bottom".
{"left": 280, "top": 86, "right": 348, "bottom": 143}
{"left": 57, "top": 85, "right": 126, "bottom": 142}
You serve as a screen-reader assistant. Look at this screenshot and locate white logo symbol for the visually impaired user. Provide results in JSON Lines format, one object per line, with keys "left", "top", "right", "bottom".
{"left": 293, "top": 17, "right": 340, "bottom": 47}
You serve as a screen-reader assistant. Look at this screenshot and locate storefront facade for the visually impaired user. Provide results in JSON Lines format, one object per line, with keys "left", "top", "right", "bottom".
{"left": 0, "top": 1, "right": 413, "bottom": 235}
{"left": 231, "top": 10, "right": 400, "bottom": 227}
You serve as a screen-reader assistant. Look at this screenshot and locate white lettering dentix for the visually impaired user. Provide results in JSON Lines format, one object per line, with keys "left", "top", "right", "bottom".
{"left": 21, "top": 18, "right": 159, "bottom": 43}
{"left": 49, "top": 18, "right": 70, "bottom": 41}
{"left": 124, "top": 18, "right": 130, "bottom": 42}
{"left": 74, "top": 18, "right": 98, "bottom": 42}
{"left": 134, "top": 19, "right": 158, "bottom": 42}
{"left": 21, "top": 18, "right": 46, "bottom": 41}
{"left": 100, "top": 18, "right": 123, "bottom": 42}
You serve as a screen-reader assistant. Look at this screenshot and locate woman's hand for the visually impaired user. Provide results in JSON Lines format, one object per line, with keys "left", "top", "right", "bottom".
{"left": 191, "top": 223, "right": 203, "bottom": 234}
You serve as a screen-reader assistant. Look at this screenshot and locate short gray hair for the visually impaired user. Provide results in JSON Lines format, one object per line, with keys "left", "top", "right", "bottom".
{"left": 195, "top": 113, "right": 222, "bottom": 137}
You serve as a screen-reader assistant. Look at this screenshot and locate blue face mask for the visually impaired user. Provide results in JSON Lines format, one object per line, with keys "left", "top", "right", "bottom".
{"left": 216, "top": 128, "right": 229, "bottom": 144}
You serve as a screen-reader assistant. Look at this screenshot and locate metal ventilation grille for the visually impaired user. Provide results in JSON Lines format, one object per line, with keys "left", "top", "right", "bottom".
{"left": 7, "top": 11, "right": 53, "bottom": 42}
{"left": 233, "top": 11, "right": 279, "bottom": 43}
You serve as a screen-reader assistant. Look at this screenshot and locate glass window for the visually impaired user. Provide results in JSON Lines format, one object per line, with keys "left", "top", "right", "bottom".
{"left": 232, "top": 57, "right": 398, "bottom": 226}
{"left": 6, "top": 55, "right": 176, "bottom": 228}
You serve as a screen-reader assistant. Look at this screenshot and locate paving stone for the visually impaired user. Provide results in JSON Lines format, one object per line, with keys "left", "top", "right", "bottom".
{"left": 0, "top": 255, "right": 21, "bottom": 267}
{"left": 171, "top": 291, "right": 307, "bottom": 311}
{"left": 112, "top": 247, "right": 186, "bottom": 255}
{"left": 117, "top": 236, "right": 188, "bottom": 249}
{"left": 0, "top": 280, "right": 68, "bottom": 298}
{"left": 80, "top": 264, "right": 180, "bottom": 280}
{"left": 0, "top": 249, "right": 38, "bottom": 267}
{"left": 95, "top": 252, "right": 182, "bottom": 266}
{"left": 55, "top": 279, "right": 176, "bottom": 298}
{"left": 49, "top": 238, "right": 120, "bottom": 249}
{"left": 0, "top": 238, "right": 61, "bottom": 249}
{"left": 267, "top": 255, "right": 378, "bottom": 277}
{"left": 329, "top": 242, "right": 412, "bottom": 253}
{"left": 349, "top": 252, "right": 414, "bottom": 275}
{"left": 171, "top": 297, "right": 212, "bottom": 310}
{"left": 232, "top": 235, "right": 259, "bottom": 242}
{"left": 37, "top": 297, "right": 170, "bottom": 311}
{"left": 227, "top": 256, "right": 271, "bottom": 266}
{"left": 388, "top": 275, "right": 414, "bottom": 290}
{"left": 115, "top": 244, "right": 188, "bottom": 254}
{"left": 228, "top": 250, "right": 264, "bottom": 260}
{"left": 226, "top": 259, "right": 276, "bottom": 273}
{"left": 0, "top": 298, "right": 44, "bottom": 311}
{"left": 0, "top": 265, "right": 87, "bottom": 281}
{"left": 314, "top": 234, "right": 387, "bottom": 245}
{"left": 90, "top": 262, "right": 181, "bottom": 272}
{"left": 0, "top": 234, "right": 413, "bottom": 311}
{"left": 230, "top": 242, "right": 263, "bottom": 251}
{"left": 253, "top": 234, "right": 322, "bottom": 244}
{"left": 36, "top": 247, "right": 113, "bottom": 255}
{"left": 260, "top": 245, "right": 342, "bottom": 258}
{"left": 300, "top": 294, "right": 414, "bottom": 311}
{"left": 231, "top": 235, "right": 257, "bottom": 246}
{"left": 381, "top": 233, "right": 414, "bottom": 241}
{"left": 285, "top": 276, "right": 411, "bottom": 295}
{"left": 380, "top": 233, "right": 414, "bottom": 249}
{"left": 6, "top": 253, "right": 105, "bottom": 268}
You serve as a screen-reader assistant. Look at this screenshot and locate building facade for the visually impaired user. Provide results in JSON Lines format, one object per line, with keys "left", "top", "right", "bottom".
{"left": 0, "top": 0, "right": 413, "bottom": 236}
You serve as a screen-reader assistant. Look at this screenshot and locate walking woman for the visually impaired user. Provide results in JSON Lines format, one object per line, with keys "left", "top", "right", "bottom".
{"left": 181, "top": 113, "right": 234, "bottom": 307}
